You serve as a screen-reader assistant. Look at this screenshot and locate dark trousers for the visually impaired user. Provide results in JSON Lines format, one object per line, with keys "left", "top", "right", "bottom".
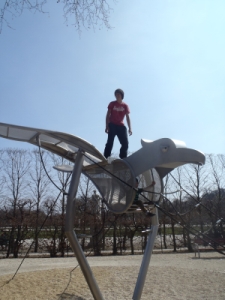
{"left": 104, "top": 123, "right": 128, "bottom": 159}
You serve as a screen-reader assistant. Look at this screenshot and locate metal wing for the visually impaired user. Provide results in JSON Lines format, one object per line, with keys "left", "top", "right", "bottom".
{"left": 0, "top": 122, "right": 106, "bottom": 165}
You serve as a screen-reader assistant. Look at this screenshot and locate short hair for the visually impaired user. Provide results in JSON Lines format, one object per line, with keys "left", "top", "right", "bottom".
{"left": 114, "top": 89, "right": 124, "bottom": 99}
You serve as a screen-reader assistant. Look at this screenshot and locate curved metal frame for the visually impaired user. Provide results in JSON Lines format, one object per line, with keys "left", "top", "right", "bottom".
{"left": 133, "top": 216, "right": 159, "bottom": 300}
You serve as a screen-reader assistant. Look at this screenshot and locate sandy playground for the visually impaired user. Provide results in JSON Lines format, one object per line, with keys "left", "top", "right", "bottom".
{"left": 0, "top": 251, "right": 224, "bottom": 300}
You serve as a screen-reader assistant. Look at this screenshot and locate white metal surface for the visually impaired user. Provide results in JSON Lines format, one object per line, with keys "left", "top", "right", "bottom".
{"left": 0, "top": 122, "right": 106, "bottom": 165}
{"left": 83, "top": 159, "right": 136, "bottom": 214}
{"left": 124, "top": 138, "right": 205, "bottom": 178}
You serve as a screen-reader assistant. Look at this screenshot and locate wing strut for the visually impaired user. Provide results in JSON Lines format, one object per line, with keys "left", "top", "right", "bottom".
{"left": 65, "top": 149, "right": 104, "bottom": 300}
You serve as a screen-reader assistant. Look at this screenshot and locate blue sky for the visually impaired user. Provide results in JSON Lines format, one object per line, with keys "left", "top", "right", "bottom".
{"left": 0, "top": 0, "right": 224, "bottom": 156}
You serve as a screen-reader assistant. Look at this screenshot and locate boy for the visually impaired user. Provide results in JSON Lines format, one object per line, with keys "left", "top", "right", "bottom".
{"left": 104, "top": 89, "right": 132, "bottom": 159}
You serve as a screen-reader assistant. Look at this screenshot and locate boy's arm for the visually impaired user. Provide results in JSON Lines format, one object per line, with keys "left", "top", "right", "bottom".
{"left": 105, "top": 109, "right": 111, "bottom": 133}
{"left": 126, "top": 114, "right": 132, "bottom": 135}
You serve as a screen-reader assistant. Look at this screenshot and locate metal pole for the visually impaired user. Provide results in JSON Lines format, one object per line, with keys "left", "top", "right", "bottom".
{"left": 65, "top": 150, "right": 104, "bottom": 300}
{"left": 133, "top": 208, "right": 159, "bottom": 300}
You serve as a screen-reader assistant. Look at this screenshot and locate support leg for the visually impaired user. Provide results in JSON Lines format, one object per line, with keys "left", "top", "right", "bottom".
{"left": 133, "top": 209, "right": 159, "bottom": 300}
{"left": 65, "top": 150, "right": 104, "bottom": 300}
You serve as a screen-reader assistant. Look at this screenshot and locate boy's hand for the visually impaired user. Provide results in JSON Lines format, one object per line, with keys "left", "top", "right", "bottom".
{"left": 128, "top": 129, "right": 132, "bottom": 136}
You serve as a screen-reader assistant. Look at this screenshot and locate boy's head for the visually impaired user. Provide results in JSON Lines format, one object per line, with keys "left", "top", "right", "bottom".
{"left": 114, "top": 89, "right": 124, "bottom": 100}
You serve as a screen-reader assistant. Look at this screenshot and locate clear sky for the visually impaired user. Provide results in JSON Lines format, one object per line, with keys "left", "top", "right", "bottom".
{"left": 0, "top": 0, "right": 224, "bottom": 156}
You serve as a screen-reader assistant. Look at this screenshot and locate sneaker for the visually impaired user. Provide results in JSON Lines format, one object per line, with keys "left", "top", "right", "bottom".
{"left": 145, "top": 212, "right": 155, "bottom": 218}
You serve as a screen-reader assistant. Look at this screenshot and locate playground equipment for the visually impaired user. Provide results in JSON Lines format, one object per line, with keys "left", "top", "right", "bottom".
{"left": 0, "top": 122, "right": 205, "bottom": 300}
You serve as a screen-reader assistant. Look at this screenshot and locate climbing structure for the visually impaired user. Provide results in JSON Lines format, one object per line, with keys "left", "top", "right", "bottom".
{"left": 0, "top": 122, "right": 205, "bottom": 300}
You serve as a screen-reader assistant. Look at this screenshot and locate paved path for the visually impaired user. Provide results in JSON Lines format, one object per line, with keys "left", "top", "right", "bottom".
{"left": 0, "top": 252, "right": 225, "bottom": 276}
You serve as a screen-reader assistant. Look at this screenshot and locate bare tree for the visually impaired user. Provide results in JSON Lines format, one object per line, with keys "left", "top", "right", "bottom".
{"left": 88, "top": 190, "right": 104, "bottom": 255}
{"left": 181, "top": 164, "right": 208, "bottom": 224}
{"left": 204, "top": 154, "right": 225, "bottom": 238}
{"left": 0, "top": 0, "right": 115, "bottom": 33}
{"left": 41, "top": 196, "right": 60, "bottom": 257}
{"left": 49, "top": 154, "right": 72, "bottom": 257}
{"left": 165, "top": 164, "right": 209, "bottom": 252}
{"left": 161, "top": 174, "right": 171, "bottom": 249}
{"left": 77, "top": 175, "right": 99, "bottom": 252}
{"left": 0, "top": 149, "right": 6, "bottom": 201}
{"left": 28, "top": 149, "right": 52, "bottom": 252}
{"left": 2, "top": 148, "right": 31, "bottom": 257}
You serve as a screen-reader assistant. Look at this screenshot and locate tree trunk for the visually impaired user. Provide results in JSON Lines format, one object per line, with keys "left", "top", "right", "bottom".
{"left": 163, "top": 220, "right": 167, "bottom": 249}
{"left": 112, "top": 221, "right": 117, "bottom": 255}
{"left": 171, "top": 221, "right": 177, "bottom": 252}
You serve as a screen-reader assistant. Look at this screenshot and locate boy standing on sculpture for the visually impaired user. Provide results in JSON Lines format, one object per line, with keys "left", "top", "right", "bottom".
{"left": 104, "top": 89, "right": 132, "bottom": 159}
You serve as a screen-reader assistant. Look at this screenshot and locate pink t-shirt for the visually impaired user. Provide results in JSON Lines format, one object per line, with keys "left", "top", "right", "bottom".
{"left": 108, "top": 101, "right": 130, "bottom": 125}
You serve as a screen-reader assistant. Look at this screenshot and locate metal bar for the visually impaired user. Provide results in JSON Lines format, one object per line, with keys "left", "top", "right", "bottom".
{"left": 132, "top": 208, "right": 159, "bottom": 300}
{"left": 65, "top": 150, "right": 104, "bottom": 300}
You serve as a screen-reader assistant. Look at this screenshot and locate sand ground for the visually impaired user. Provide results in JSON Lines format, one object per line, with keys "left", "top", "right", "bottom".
{"left": 0, "top": 252, "right": 224, "bottom": 300}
